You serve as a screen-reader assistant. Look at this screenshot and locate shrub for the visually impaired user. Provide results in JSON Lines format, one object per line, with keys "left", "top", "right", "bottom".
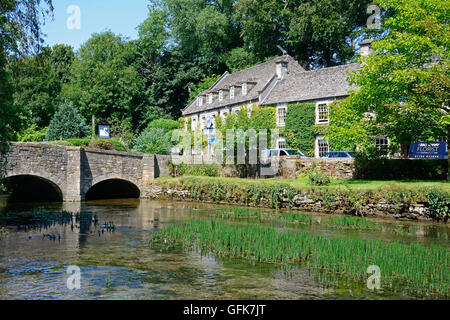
{"left": 107, "top": 139, "right": 128, "bottom": 152}
{"left": 88, "top": 139, "right": 115, "bottom": 151}
{"left": 147, "top": 118, "right": 181, "bottom": 136}
{"left": 17, "top": 125, "right": 48, "bottom": 142}
{"left": 168, "top": 161, "right": 220, "bottom": 177}
{"left": 132, "top": 128, "right": 171, "bottom": 155}
{"left": 427, "top": 189, "right": 449, "bottom": 221}
{"left": 49, "top": 140, "right": 74, "bottom": 146}
{"left": 306, "top": 171, "right": 331, "bottom": 186}
{"left": 65, "top": 138, "right": 91, "bottom": 147}
{"left": 45, "top": 101, "right": 90, "bottom": 141}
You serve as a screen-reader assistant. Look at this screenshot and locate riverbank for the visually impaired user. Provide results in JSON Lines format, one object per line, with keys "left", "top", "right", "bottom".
{"left": 143, "top": 177, "right": 449, "bottom": 221}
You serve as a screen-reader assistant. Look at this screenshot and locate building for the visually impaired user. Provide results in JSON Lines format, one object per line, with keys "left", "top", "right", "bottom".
{"left": 181, "top": 41, "right": 383, "bottom": 157}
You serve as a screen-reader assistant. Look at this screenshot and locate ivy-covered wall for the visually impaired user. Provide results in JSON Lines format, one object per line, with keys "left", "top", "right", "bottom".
{"left": 285, "top": 102, "right": 316, "bottom": 156}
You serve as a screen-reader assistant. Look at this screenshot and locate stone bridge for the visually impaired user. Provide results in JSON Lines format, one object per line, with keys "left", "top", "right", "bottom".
{"left": 3, "top": 143, "right": 169, "bottom": 202}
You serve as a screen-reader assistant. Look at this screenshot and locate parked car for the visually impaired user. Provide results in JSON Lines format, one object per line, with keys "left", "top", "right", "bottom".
{"left": 321, "top": 151, "right": 355, "bottom": 158}
{"left": 261, "top": 149, "right": 306, "bottom": 158}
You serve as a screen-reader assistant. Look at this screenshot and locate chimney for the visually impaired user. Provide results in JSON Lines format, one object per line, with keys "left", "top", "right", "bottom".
{"left": 360, "top": 39, "right": 374, "bottom": 57}
{"left": 276, "top": 60, "right": 288, "bottom": 80}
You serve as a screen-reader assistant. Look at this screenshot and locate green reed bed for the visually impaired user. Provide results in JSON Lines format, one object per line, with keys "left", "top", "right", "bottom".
{"left": 213, "top": 208, "right": 262, "bottom": 219}
{"left": 281, "top": 212, "right": 312, "bottom": 225}
{"left": 322, "top": 215, "right": 381, "bottom": 230}
{"left": 149, "top": 220, "right": 449, "bottom": 298}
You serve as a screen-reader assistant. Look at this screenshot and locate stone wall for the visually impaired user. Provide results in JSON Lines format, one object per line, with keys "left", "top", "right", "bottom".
{"left": 278, "top": 157, "right": 355, "bottom": 180}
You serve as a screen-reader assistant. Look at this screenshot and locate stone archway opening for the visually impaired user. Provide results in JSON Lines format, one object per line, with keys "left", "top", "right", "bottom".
{"left": 4, "top": 175, "right": 63, "bottom": 203}
{"left": 85, "top": 179, "right": 140, "bottom": 201}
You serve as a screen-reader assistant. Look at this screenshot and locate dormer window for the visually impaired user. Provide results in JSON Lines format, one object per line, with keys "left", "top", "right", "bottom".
{"left": 197, "top": 96, "right": 203, "bottom": 107}
{"left": 230, "top": 86, "right": 235, "bottom": 99}
{"left": 208, "top": 94, "right": 213, "bottom": 104}
{"left": 242, "top": 83, "right": 247, "bottom": 96}
{"left": 219, "top": 90, "right": 223, "bottom": 101}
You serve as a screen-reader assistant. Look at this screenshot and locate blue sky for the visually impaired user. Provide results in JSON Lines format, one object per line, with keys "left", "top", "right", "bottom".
{"left": 41, "top": 0, "right": 150, "bottom": 50}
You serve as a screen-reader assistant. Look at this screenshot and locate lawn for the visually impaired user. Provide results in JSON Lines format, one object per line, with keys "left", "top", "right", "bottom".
{"left": 157, "top": 176, "right": 450, "bottom": 193}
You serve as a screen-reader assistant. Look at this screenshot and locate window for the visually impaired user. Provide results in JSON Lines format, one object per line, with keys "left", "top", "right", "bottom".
{"left": 242, "top": 83, "right": 247, "bottom": 96}
{"left": 316, "top": 135, "right": 329, "bottom": 157}
{"left": 316, "top": 103, "right": 329, "bottom": 124}
{"left": 277, "top": 106, "right": 287, "bottom": 127}
{"left": 198, "top": 96, "right": 203, "bottom": 106}
{"left": 208, "top": 94, "right": 213, "bottom": 104}
{"left": 375, "top": 136, "right": 389, "bottom": 150}
{"left": 219, "top": 90, "right": 223, "bottom": 101}
{"left": 201, "top": 116, "right": 206, "bottom": 129}
{"left": 277, "top": 138, "right": 286, "bottom": 149}
{"left": 230, "top": 86, "right": 235, "bottom": 99}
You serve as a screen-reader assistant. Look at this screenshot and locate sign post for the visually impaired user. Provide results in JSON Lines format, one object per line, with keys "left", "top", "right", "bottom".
{"left": 409, "top": 142, "right": 448, "bottom": 159}
{"left": 98, "top": 119, "right": 110, "bottom": 139}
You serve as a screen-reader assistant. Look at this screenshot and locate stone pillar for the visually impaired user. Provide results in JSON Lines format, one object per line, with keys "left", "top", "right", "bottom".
{"left": 142, "top": 154, "right": 156, "bottom": 181}
{"left": 65, "top": 147, "right": 84, "bottom": 201}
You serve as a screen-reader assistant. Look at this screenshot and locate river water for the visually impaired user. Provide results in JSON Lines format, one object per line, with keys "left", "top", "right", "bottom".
{"left": 0, "top": 197, "right": 448, "bottom": 300}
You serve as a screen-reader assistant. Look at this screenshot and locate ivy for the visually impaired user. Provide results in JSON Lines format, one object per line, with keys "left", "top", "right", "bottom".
{"left": 285, "top": 102, "right": 316, "bottom": 157}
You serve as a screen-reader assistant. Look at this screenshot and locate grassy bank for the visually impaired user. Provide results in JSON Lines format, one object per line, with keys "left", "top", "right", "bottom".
{"left": 151, "top": 177, "right": 449, "bottom": 220}
{"left": 149, "top": 220, "right": 449, "bottom": 298}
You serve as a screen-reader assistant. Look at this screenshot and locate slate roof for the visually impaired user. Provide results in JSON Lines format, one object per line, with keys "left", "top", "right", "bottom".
{"left": 261, "top": 63, "right": 360, "bottom": 105}
{"left": 181, "top": 55, "right": 360, "bottom": 116}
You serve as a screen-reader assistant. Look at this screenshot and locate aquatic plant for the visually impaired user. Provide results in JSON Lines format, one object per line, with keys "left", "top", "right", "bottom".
{"left": 322, "top": 215, "right": 381, "bottom": 230}
{"left": 281, "top": 212, "right": 312, "bottom": 225}
{"left": 150, "top": 220, "right": 449, "bottom": 298}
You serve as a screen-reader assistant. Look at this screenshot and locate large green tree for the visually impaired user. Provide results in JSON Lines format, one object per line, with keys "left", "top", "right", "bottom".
{"left": 327, "top": 0, "right": 449, "bottom": 157}
{"left": 0, "top": 0, "right": 53, "bottom": 174}
{"left": 62, "top": 31, "right": 145, "bottom": 131}
{"left": 8, "top": 44, "right": 74, "bottom": 129}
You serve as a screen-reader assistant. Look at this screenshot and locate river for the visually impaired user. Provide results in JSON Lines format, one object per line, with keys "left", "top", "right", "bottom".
{"left": 0, "top": 196, "right": 448, "bottom": 300}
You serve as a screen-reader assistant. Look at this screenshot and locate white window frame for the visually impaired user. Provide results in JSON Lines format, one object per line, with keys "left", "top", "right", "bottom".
{"left": 316, "top": 101, "right": 330, "bottom": 125}
{"left": 208, "top": 94, "right": 213, "bottom": 104}
{"left": 315, "top": 135, "right": 329, "bottom": 158}
{"left": 276, "top": 104, "right": 287, "bottom": 127}
{"left": 374, "top": 136, "right": 389, "bottom": 150}
{"left": 219, "top": 90, "right": 223, "bottom": 101}
{"left": 277, "top": 137, "right": 286, "bottom": 149}
{"left": 198, "top": 96, "right": 204, "bottom": 107}
{"left": 242, "top": 83, "right": 247, "bottom": 96}
{"left": 230, "top": 86, "right": 235, "bottom": 99}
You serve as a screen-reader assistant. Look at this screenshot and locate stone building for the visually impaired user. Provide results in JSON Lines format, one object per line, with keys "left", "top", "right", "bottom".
{"left": 181, "top": 41, "right": 386, "bottom": 157}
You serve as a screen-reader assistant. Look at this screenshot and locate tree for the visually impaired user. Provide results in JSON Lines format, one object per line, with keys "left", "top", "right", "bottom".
{"left": 8, "top": 45, "right": 75, "bottom": 129}
{"left": 0, "top": 0, "right": 53, "bottom": 177}
{"left": 327, "top": 0, "right": 449, "bottom": 157}
{"left": 61, "top": 31, "right": 145, "bottom": 131}
{"left": 132, "top": 128, "right": 172, "bottom": 155}
{"left": 45, "top": 101, "right": 90, "bottom": 141}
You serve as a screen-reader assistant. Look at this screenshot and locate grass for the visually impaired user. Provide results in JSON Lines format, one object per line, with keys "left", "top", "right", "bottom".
{"left": 156, "top": 176, "right": 450, "bottom": 193}
{"left": 149, "top": 220, "right": 449, "bottom": 298}
{"left": 281, "top": 212, "right": 312, "bottom": 225}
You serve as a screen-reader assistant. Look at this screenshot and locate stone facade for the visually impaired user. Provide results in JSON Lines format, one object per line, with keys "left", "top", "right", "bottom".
{"left": 4, "top": 143, "right": 170, "bottom": 201}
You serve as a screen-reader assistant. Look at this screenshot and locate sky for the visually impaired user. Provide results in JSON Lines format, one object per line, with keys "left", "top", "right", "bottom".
{"left": 41, "top": 0, "right": 150, "bottom": 50}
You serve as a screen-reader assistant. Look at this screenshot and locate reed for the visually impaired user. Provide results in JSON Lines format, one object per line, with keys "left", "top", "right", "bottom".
{"left": 150, "top": 220, "right": 449, "bottom": 298}
{"left": 322, "top": 215, "right": 381, "bottom": 230}
{"left": 281, "top": 212, "right": 312, "bottom": 225}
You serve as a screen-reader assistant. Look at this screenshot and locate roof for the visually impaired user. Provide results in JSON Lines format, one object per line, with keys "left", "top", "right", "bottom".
{"left": 182, "top": 55, "right": 360, "bottom": 116}
{"left": 261, "top": 63, "right": 360, "bottom": 105}
{"left": 181, "top": 55, "right": 305, "bottom": 116}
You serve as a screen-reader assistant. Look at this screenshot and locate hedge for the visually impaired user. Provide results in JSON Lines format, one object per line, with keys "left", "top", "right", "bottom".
{"left": 354, "top": 159, "right": 448, "bottom": 180}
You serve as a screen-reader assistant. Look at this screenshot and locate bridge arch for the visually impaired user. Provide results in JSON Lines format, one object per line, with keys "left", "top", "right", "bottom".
{"left": 84, "top": 176, "right": 141, "bottom": 201}
{"left": 4, "top": 174, "right": 64, "bottom": 202}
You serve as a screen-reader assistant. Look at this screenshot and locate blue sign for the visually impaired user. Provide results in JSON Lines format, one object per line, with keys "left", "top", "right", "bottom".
{"left": 99, "top": 125, "right": 110, "bottom": 139}
{"left": 409, "top": 142, "right": 448, "bottom": 159}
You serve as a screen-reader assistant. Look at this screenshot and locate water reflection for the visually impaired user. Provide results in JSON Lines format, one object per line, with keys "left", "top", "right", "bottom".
{"left": 0, "top": 197, "right": 448, "bottom": 300}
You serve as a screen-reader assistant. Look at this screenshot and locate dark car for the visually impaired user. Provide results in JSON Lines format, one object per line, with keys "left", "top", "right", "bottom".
{"left": 321, "top": 151, "right": 355, "bottom": 158}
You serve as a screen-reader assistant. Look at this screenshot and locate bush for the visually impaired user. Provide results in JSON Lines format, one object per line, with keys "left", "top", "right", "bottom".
{"left": 49, "top": 140, "right": 74, "bottom": 146}
{"left": 147, "top": 118, "right": 181, "bottom": 134}
{"left": 45, "top": 101, "right": 90, "bottom": 141}
{"left": 168, "top": 161, "right": 220, "bottom": 177}
{"left": 88, "top": 139, "right": 115, "bottom": 151}
{"left": 132, "top": 128, "right": 171, "bottom": 155}
{"left": 306, "top": 171, "right": 331, "bottom": 186}
{"left": 427, "top": 189, "right": 449, "bottom": 221}
{"left": 354, "top": 155, "right": 448, "bottom": 180}
{"left": 107, "top": 139, "right": 128, "bottom": 152}
{"left": 65, "top": 138, "right": 91, "bottom": 147}
{"left": 17, "top": 124, "right": 48, "bottom": 142}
